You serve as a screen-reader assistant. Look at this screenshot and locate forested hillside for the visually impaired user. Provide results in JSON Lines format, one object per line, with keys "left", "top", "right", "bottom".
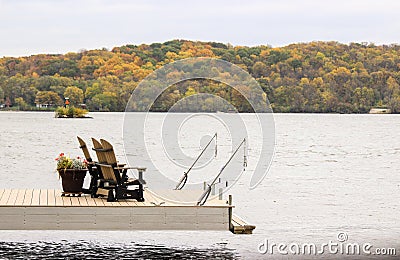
{"left": 1, "top": 40, "right": 399, "bottom": 113}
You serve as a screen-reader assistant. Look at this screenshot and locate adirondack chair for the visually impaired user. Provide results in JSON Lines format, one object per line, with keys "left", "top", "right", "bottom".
{"left": 91, "top": 138, "right": 146, "bottom": 202}
{"left": 77, "top": 136, "right": 99, "bottom": 197}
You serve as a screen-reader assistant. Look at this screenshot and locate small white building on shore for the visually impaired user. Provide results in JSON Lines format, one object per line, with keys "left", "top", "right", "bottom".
{"left": 369, "top": 108, "right": 391, "bottom": 114}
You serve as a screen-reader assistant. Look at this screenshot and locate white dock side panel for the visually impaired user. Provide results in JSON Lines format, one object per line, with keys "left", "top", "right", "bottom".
{"left": 0, "top": 189, "right": 231, "bottom": 231}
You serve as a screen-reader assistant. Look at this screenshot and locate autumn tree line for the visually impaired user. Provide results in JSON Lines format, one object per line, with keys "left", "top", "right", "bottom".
{"left": 0, "top": 40, "right": 400, "bottom": 113}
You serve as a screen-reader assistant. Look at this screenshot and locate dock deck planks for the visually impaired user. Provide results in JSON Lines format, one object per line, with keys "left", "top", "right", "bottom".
{"left": 47, "top": 189, "right": 55, "bottom": 206}
{"left": 0, "top": 188, "right": 239, "bottom": 231}
{"left": 0, "top": 189, "right": 11, "bottom": 205}
{"left": 22, "top": 189, "right": 33, "bottom": 206}
{"left": 7, "top": 189, "right": 19, "bottom": 205}
{"left": 31, "top": 189, "right": 40, "bottom": 206}
{"left": 14, "top": 189, "right": 26, "bottom": 206}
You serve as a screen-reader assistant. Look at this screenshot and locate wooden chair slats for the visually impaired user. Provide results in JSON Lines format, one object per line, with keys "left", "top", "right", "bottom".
{"left": 92, "top": 138, "right": 117, "bottom": 183}
{"left": 90, "top": 138, "right": 145, "bottom": 202}
{"left": 77, "top": 136, "right": 92, "bottom": 162}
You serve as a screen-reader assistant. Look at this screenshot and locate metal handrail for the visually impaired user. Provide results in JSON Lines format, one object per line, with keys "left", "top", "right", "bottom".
{"left": 197, "top": 138, "right": 247, "bottom": 206}
{"left": 175, "top": 133, "right": 217, "bottom": 190}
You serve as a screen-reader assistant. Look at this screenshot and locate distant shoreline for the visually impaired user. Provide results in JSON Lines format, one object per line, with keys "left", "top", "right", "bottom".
{"left": 0, "top": 109, "right": 399, "bottom": 114}
{"left": 1, "top": 40, "right": 399, "bottom": 115}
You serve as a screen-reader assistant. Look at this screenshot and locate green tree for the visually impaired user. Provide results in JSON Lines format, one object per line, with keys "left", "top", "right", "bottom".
{"left": 353, "top": 87, "right": 374, "bottom": 112}
{"left": 35, "top": 91, "right": 63, "bottom": 106}
{"left": 274, "top": 85, "right": 305, "bottom": 112}
{"left": 85, "top": 83, "right": 102, "bottom": 99}
{"left": 90, "top": 92, "right": 118, "bottom": 111}
{"left": 385, "top": 77, "right": 400, "bottom": 112}
{"left": 64, "top": 86, "right": 84, "bottom": 105}
{"left": 22, "top": 86, "right": 38, "bottom": 105}
{"left": 0, "top": 87, "right": 4, "bottom": 103}
{"left": 184, "top": 87, "right": 197, "bottom": 97}
{"left": 15, "top": 97, "right": 29, "bottom": 110}
{"left": 300, "top": 78, "right": 322, "bottom": 112}
{"left": 252, "top": 61, "right": 268, "bottom": 78}
{"left": 50, "top": 85, "right": 66, "bottom": 97}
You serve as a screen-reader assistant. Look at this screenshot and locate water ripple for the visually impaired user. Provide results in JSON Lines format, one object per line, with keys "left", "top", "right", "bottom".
{"left": 0, "top": 241, "right": 238, "bottom": 259}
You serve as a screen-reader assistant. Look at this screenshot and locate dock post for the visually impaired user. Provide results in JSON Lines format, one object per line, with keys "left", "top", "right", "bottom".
{"left": 203, "top": 182, "right": 207, "bottom": 191}
{"left": 211, "top": 184, "right": 215, "bottom": 195}
{"left": 228, "top": 195, "right": 233, "bottom": 232}
{"left": 218, "top": 188, "right": 223, "bottom": 200}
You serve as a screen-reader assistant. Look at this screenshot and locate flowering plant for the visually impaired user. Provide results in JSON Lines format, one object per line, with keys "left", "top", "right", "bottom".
{"left": 56, "top": 153, "right": 87, "bottom": 171}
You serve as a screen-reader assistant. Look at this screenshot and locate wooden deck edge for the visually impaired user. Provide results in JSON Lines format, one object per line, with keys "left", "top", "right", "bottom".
{"left": 230, "top": 214, "right": 256, "bottom": 234}
{"left": 0, "top": 205, "right": 233, "bottom": 208}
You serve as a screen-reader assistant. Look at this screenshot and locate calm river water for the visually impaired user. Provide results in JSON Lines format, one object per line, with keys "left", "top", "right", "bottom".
{"left": 0, "top": 112, "right": 399, "bottom": 259}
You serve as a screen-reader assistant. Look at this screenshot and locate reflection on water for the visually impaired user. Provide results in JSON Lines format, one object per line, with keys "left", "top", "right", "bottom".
{"left": 0, "top": 241, "right": 237, "bottom": 259}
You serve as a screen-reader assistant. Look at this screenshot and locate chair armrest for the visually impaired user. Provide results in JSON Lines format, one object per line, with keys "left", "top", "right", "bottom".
{"left": 115, "top": 166, "right": 147, "bottom": 185}
{"left": 92, "top": 147, "right": 113, "bottom": 152}
{"left": 87, "top": 161, "right": 97, "bottom": 166}
{"left": 97, "top": 163, "right": 113, "bottom": 168}
{"left": 114, "top": 166, "right": 146, "bottom": 171}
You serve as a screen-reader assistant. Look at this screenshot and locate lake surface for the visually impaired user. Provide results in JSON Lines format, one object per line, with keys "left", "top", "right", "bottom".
{"left": 0, "top": 112, "right": 399, "bottom": 259}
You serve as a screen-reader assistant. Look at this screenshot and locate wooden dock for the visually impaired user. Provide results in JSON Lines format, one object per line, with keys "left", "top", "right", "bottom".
{"left": 0, "top": 189, "right": 254, "bottom": 233}
{"left": 231, "top": 215, "right": 256, "bottom": 234}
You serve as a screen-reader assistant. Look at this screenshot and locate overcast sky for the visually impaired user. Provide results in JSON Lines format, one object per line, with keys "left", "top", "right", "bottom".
{"left": 1, "top": 0, "right": 400, "bottom": 57}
